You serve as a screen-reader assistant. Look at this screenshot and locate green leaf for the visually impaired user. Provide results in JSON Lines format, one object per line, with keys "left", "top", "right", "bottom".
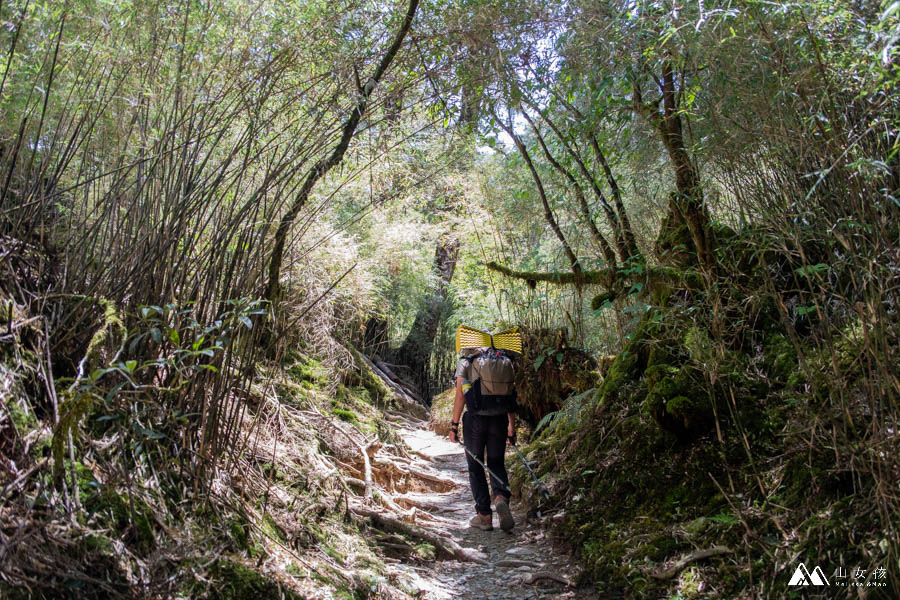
{"left": 104, "top": 382, "right": 127, "bottom": 402}
{"left": 129, "top": 332, "right": 147, "bottom": 354}
{"left": 133, "top": 424, "right": 165, "bottom": 440}
{"left": 125, "top": 360, "right": 137, "bottom": 373}
{"left": 239, "top": 315, "right": 253, "bottom": 329}
{"left": 169, "top": 328, "right": 180, "bottom": 345}
{"left": 710, "top": 511, "right": 738, "bottom": 525}
{"left": 795, "top": 263, "right": 829, "bottom": 278}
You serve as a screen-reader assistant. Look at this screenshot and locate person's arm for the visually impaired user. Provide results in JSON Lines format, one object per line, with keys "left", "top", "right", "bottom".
{"left": 507, "top": 411, "right": 516, "bottom": 445}
{"left": 449, "top": 376, "right": 465, "bottom": 443}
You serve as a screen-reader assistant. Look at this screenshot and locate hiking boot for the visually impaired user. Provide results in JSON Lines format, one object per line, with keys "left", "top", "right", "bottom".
{"left": 495, "top": 497, "right": 515, "bottom": 531}
{"left": 469, "top": 513, "right": 493, "bottom": 531}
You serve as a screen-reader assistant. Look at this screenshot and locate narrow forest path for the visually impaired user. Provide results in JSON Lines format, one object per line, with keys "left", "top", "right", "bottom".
{"left": 374, "top": 409, "right": 594, "bottom": 599}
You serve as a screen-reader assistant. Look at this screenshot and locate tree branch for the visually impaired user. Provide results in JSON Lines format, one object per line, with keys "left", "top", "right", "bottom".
{"left": 522, "top": 111, "right": 618, "bottom": 269}
{"left": 266, "top": 0, "right": 420, "bottom": 305}
{"left": 492, "top": 106, "right": 583, "bottom": 279}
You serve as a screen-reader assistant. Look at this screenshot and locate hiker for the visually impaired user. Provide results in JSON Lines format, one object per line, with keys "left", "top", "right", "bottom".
{"left": 449, "top": 344, "right": 518, "bottom": 532}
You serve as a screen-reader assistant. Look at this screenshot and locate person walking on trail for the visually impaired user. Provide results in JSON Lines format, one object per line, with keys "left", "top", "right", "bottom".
{"left": 448, "top": 339, "right": 519, "bottom": 533}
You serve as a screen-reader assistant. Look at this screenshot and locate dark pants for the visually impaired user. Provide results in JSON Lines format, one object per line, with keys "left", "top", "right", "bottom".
{"left": 462, "top": 411, "right": 511, "bottom": 515}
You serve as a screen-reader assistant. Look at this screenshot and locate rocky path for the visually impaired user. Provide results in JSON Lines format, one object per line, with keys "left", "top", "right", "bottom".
{"left": 378, "top": 417, "right": 594, "bottom": 599}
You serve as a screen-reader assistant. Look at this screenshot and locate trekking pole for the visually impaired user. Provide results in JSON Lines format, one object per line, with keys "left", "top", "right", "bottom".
{"left": 510, "top": 441, "right": 550, "bottom": 501}
{"left": 457, "top": 441, "right": 511, "bottom": 495}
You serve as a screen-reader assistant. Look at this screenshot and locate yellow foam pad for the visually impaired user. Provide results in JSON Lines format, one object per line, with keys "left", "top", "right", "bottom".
{"left": 456, "top": 324, "right": 522, "bottom": 355}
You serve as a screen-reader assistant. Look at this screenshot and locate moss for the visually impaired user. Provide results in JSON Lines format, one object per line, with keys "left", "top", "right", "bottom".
{"left": 763, "top": 333, "right": 799, "bottom": 384}
{"left": 331, "top": 408, "right": 358, "bottom": 424}
{"left": 259, "top": 513, "right": 285, "bottom": 544}
{"left": 429, "top": 387, "right": 455, "bottom": 436}
{"left": 598, "top": 348, "right": 642, "bottom": 406}
{"left": 73, "top": 461, "right": 100, "bottom": 500}
{"left": 287, "top": 354, "right": 328, "bottom": 387}
{"left": 665, "top": 395, "right": 711, "bottom": 433}
{"left": 678, "top": 567, "right": 703, "bottom": 599}
{"left": 591, "top": 290, "right": 617, "bottom": 311}
{"left": 84, "top": 487, "right": 156, "bottom": 555}
{"left": 643, "top": 361, "right": 712, "bottom": 439}
{"left": 228, "top": 515, "right": 251, "bottom": 551}
{"left": 655, "top": 210, "right": 695, "bottom": 267}
{"left": 81, "top": 532, "right": 116, "bottom": 554}
{"left": 6, "top": 397, "right": 38, "bottom": 434}
{"left": 344, "top": 345, "right": 393, "bottom": 406}
{"left": 211, "top": 559, "right": 303, "bottom": 600}
{"left": 413, "top": 542, "right": 436, "bottom": 560}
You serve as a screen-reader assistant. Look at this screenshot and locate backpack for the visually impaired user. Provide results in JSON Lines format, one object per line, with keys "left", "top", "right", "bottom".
{"left": 463, "top": 348, "right": 518, "bottom": 416}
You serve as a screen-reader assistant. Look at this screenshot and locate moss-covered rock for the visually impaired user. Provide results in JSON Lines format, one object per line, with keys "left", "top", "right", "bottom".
{"left": 644, "top": 363, "right": 712, "bottom": 439}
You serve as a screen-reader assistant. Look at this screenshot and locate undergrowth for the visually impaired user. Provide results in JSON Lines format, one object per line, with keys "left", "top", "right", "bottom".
{"left": 0, "top": 304, "right": 410, "bottom": 599}
{"left": 511, "top": 227, "right": 900, "bottom": 599}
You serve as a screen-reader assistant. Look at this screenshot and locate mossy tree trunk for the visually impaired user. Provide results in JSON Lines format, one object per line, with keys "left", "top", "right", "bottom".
{"left": 633, "top": 60, "right": 713, "bottom": 271}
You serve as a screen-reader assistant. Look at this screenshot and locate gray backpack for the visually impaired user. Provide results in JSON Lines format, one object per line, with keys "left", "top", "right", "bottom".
{"left": 465, "top": 349, "right": 518, "bottom": 416}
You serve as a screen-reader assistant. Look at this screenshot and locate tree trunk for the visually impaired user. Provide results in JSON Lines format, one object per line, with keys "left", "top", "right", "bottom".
{"left": 633, "top": 61, "right": 712, "bottom": 271}
{"left": 397, "top": 236, "right": 460, "bottom": 399}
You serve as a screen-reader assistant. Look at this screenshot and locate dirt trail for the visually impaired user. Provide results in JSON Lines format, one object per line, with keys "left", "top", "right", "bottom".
{"left": 378, "top": 414, "right": 594, "bottom": 599}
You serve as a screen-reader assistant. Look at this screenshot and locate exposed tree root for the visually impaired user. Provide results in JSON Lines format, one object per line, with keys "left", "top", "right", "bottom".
{"left": 496, "top": 559, "right": 545, "bottom": 568}
{"left": 649, "top": 545, "right": 732, "bottom": 580}
{"left": 523, "top": 571, "right": 575, "bottom": 586}
{"left": 351, "top": 506, "right": 488, "bottom": 564}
